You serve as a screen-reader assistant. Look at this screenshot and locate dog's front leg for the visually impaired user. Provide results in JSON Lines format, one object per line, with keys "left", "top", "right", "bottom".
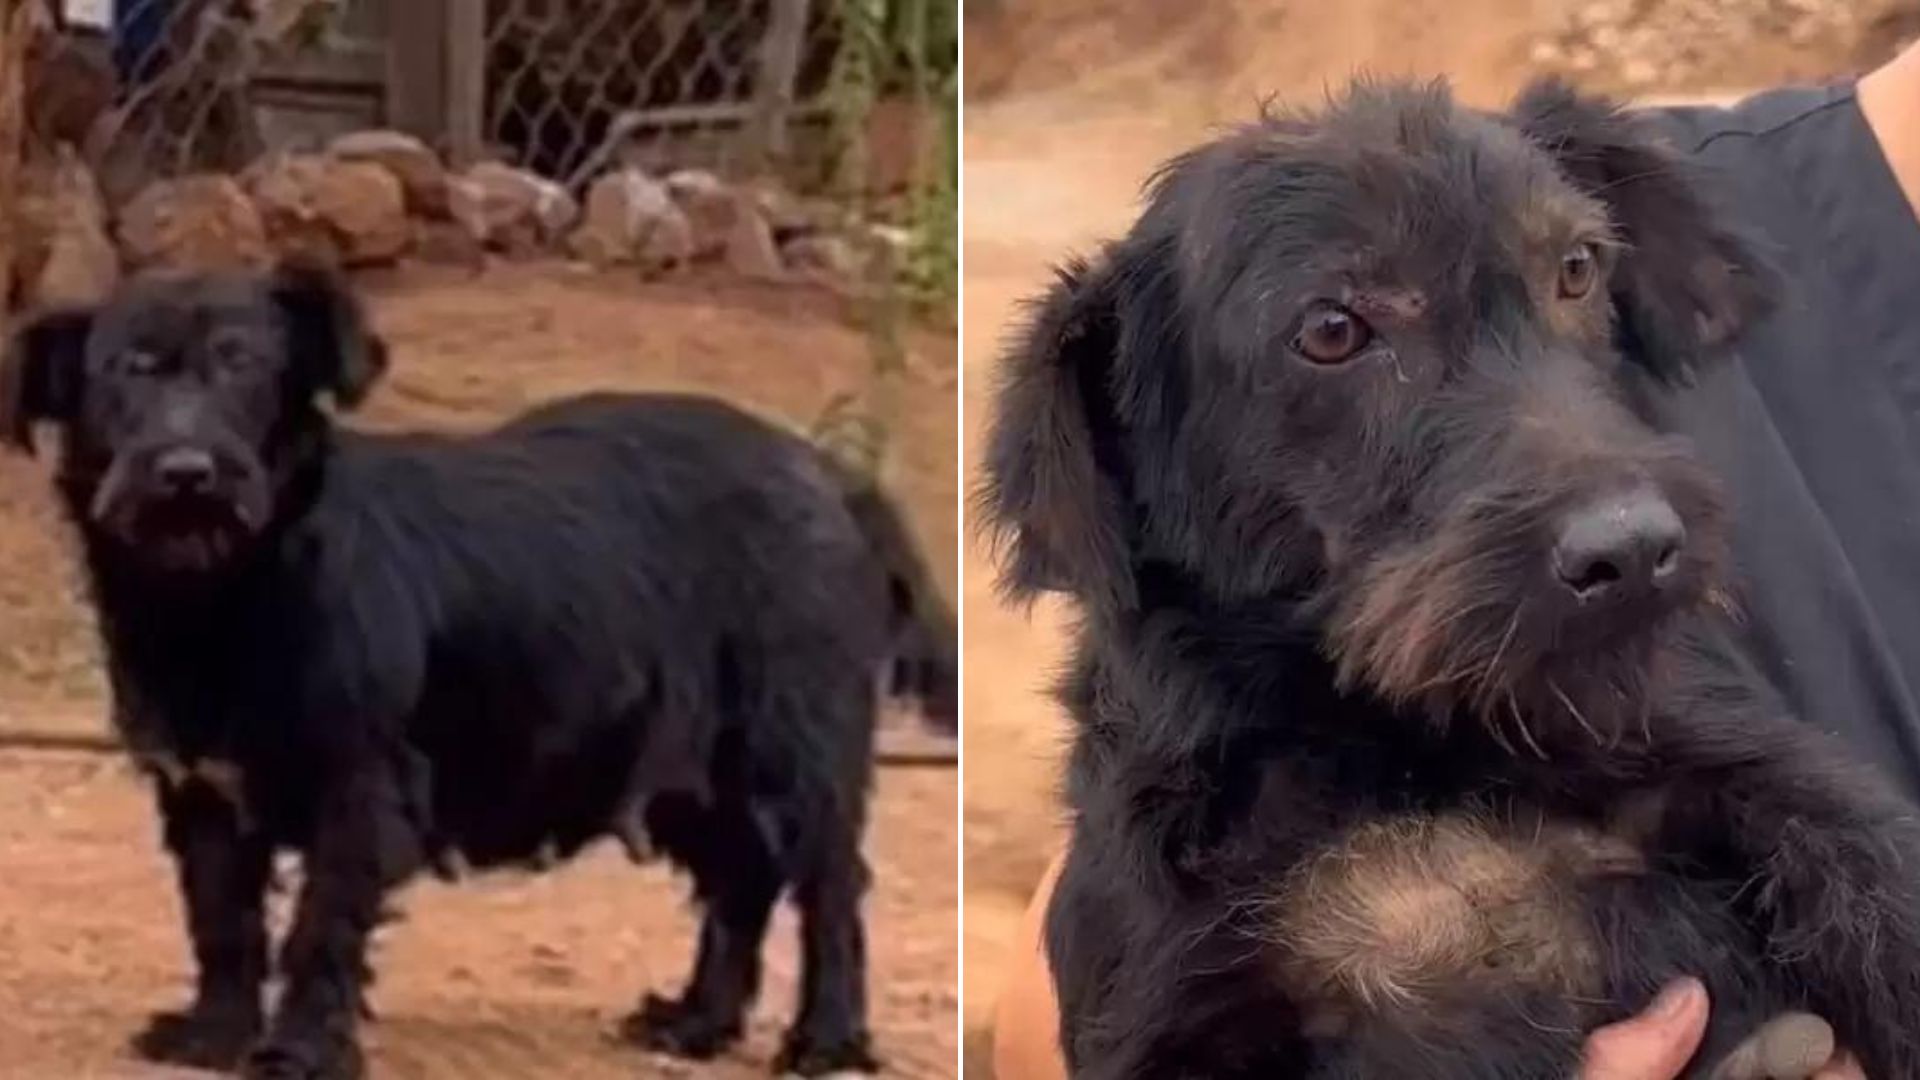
{"left": 131, "top": 773, "right": 272, "bottom": 1069}
{"left": 1654, "top": 699, "right": 1920, "bottom": 1077}
{"left": 243, "top": 763, "right": 420, "bottom": 1080}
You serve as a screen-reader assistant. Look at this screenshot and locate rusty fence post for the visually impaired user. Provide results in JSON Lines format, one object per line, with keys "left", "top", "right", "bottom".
{"left": 444, "top": 0, "right": 485, "bottom": 166}
{"left": 746, "top": 0, "right": 809, "bottom": 175}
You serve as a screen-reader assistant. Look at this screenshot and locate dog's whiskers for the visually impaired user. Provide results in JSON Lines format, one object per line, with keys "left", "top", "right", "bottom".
{"left": 1482, "top": 709, "right": 1520, "bottom": 758}
{"left": 1467, "top": 606, "right": 1525, "bottom": 705}
{"left": 1548, "top": 678, "right": 1603, "bottom": 748}
{"left": 1507, "top": 691, "right": 1548, "bottom": 761}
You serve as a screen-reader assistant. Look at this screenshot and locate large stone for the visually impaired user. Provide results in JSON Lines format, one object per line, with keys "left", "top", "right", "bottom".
{"left": 328, "top": 129, "right": 449, "bottom": 217}
{"left": 665, "top": 169, "right": 737, "bottom": 259}
{"left": 15, "top": 147, "right": 119, "bottom": 308}
{"left": 639, "top": 207, "right": 695, "bottom": 271}
{"left": 411, "top": 219, "right": 486, "bottom": 270}
{"left": 312, "top": 159, "right": 409, "bottom": 266}
{"left": 725, "top": 202, "right": 784, "bottom": 281}
{"left": 117, "top": 174, "right": 271, "bottom": 274}
{"left": 243, "top": 152, "right": 343, "bottom": 268}
{"left": 566, "top": 168, "right": 691, "bottom": 271}
{"left": 458, "top": 162, "right": 579, "bottom": 254}
{"left": 445, "top": 176, "right": 500, "bottom": 249}
{"left": 243, "top": 154, "right": 410, "bottom": 267}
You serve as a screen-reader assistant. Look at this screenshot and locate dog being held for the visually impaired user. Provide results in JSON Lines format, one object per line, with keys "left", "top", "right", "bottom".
{"left": 0, "top": 265, "right": 956, "bottom": 1079}
{"left": 981, "top": 78, "right": 1920, "bottom": 1079}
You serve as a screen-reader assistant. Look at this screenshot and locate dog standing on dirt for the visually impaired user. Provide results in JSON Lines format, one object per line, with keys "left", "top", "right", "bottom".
{"left": 981, "top": 79, "right": 1920, "bottom": 1078}
{"left": 0, "top": 265, "right": 954, "bottom": 1079}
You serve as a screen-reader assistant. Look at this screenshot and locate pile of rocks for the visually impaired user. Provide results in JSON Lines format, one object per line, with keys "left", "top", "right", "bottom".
{"left": 13, "top": 129, "right": 869, "bottom": 309}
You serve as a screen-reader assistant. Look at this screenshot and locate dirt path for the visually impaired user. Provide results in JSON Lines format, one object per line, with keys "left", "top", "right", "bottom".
{"left": 0, "top": 749, "right": 956, "bottom": 1079}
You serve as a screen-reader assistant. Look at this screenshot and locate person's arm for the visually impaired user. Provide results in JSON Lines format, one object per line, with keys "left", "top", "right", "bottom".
{"left": 989, "top": 851, "right": 1867, "bottom": 1080}
{"left": 991, "top": 853, "right": 1066, "bottom": 1080}
{"left": 1860, "top": 39, "right": 1920, "bottom": 220}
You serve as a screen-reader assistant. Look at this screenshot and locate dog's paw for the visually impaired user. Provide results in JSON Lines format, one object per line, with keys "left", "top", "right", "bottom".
{"left": 129, "top": 1006, "right": 261, "bottom": 1069}
{"left": 775, "top": 1028, "right": 880, "bottom": 1077}
{"left": 239, "top": 1034, "right": 366, "bottom": 1080}
{"left": 619, "top": 992, "right": 743, "bottom": 1058}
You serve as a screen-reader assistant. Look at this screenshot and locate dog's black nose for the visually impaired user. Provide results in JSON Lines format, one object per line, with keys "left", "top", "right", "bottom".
{"left": 155, "top": 447, "right": 216, "bottom": 494}
{"left": 1552, "top": 489, "right": 1686, "bottom": 602}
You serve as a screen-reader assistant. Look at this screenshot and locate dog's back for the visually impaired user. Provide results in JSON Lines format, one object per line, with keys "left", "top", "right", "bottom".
{"left": 234, "top": 392, "right": 887, "bottom": 864}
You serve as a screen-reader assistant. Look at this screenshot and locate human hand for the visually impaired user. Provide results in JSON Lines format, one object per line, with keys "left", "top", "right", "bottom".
{"left": 1581, "top": 978, "right": 1866, "bottom": 1080}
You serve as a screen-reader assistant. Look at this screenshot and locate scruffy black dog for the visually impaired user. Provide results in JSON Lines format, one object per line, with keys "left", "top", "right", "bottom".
{"left": 981, "top": 79, "right": 1920, "bottom": 1079}
{"left": 0, "top": 265, "right": 954, "bottom": 1079}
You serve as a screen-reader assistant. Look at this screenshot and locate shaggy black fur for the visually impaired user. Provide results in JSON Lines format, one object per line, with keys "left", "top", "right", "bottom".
{"left": 980, "top": 78, "right": 1920, "bottom": 1079}
{"left": 1, "top": 266, "right": 954, "bottom": 1079}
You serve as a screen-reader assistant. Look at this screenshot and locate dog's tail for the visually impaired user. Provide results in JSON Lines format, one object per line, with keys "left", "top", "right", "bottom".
{"left": 837, "top": 470, "right": 957, "bottom": 734}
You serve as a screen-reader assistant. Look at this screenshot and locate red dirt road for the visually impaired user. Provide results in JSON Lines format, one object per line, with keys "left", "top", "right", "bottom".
{"left": 0, "top": 750, "right": 956, "bottom": 1079}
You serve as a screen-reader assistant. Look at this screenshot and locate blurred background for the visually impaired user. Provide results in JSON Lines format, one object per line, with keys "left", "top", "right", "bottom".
{"left": 0, "top": 0, "right": 956, "bottom": 1075}
{"left": 960, "top": 0, "right": 1920, "bottom": 1073}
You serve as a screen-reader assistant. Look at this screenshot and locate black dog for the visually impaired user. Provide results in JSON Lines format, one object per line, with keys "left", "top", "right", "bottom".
{"left": 981, "top": 79, "right": 1920, "bottom": 1079}
{"left": 1, "top": 265, "right": 954, "bottom": 1079}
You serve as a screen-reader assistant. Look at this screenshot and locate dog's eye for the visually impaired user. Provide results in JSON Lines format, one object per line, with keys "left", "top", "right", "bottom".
{"left": 1558, "top": 243, "right": 1599, "bottom": 299}
{"left": 1291, "top": 303, "right": 1373, "bottom": 365}
{"left": 209, "top": 336, "right": 252, "bottom": 375}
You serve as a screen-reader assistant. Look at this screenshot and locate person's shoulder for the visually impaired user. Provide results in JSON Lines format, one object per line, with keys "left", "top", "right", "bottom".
{"left": 1639, "top": 84, "right": 1859, "bottom": 160}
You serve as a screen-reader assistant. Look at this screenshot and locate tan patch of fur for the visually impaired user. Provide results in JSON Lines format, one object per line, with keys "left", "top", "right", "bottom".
{"left": 1334, "top": 544, "right": 1476, "bottom": 703}
{"left": 1353, "top": 287, "right": 1428, "bottom": 322}
{"left": 1267, "top": 811, "right": 1642, "bottom": 1018}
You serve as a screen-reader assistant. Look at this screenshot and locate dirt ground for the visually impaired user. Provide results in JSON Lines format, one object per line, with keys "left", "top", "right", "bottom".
{"left": 0, "top": 263, "right": 958, "bottom": 1077}
{"left": 959, "top": 1, "right": 1916, "bottom": 1073}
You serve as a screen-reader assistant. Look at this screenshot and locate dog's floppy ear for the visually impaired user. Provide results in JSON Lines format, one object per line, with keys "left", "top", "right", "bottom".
{"left": 269, "top": 262, "right": 389, "bottom": 409}
{"left": 1, "top": 308, "right": 93, "bottom": 455}
{"left": 978, "top": 255, "right": 1137, "bottom": 614}
{"left": 1511, "top": 78, "right": 1778, "bottom": 378}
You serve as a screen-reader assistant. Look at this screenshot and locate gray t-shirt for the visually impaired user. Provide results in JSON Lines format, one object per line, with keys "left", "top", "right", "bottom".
{"left": 1649, "top": 86, "right": 1920, "bottom": 798}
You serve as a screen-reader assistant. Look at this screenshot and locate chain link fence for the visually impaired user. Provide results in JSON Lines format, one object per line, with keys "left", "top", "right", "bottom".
{"left": 26, "top": 0, "right": 943, "bottom": 199}
{"left": 24, "top": 0, "right": 382, "bottom": 205}
{"left": 482, "top": 0, "right": 840, "bottom": 187}
{"left": 89, "top": 0, "right": 262, "bottom": 185}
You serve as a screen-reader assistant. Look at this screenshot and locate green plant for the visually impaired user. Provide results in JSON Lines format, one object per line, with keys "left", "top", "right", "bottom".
{"left": 811, "top": 0, "right": 953, "bottom": 482}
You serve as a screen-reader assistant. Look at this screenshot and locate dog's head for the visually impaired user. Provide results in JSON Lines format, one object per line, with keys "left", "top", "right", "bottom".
{"left": 981, "top": 80, "right": 1774, "bottom": 737}
{"left": 1, "top": 265, "right": 386, "bottom": 573}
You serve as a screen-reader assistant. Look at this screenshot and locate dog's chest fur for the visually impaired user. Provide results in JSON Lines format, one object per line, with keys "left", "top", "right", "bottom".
{"left": 1063, "top": 630, "right": 1687, "bottom": 1037}
{"left": 1266, "top": 808, "right": 1644, "bottom": 1034}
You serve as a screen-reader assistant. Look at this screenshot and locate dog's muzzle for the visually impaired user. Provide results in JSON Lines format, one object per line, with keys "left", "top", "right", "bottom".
{"left": 92, "top": 443, "right": 269, "bottom": 571}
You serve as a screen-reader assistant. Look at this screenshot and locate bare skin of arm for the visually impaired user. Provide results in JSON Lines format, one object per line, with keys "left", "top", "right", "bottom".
{"left": 1860, "top": 39, "right": 1920, "bottom": 219}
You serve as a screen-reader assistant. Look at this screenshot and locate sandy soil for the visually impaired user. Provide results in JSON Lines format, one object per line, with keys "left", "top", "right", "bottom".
{"left": 0, "top": 750, "right": 957, "bottom": 1079}
{"left": 958, "top": 1, "right": 1906, "bottom": 1073}
{"left": 0, "top": 262, "right": 958, "bottom": 1078}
